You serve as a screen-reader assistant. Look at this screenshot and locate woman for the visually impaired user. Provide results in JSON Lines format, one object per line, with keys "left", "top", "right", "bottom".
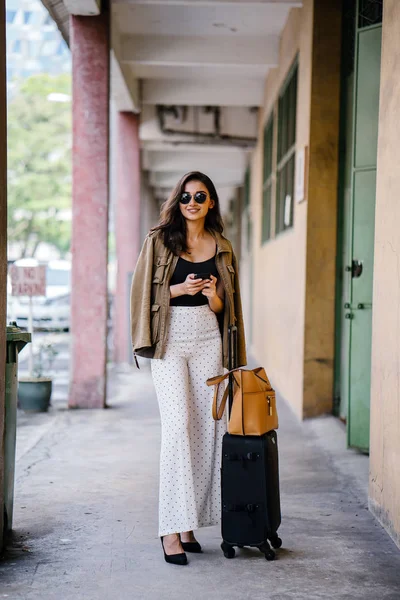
{"left": 130, "top": 171, "right": 247, "bottom": 565}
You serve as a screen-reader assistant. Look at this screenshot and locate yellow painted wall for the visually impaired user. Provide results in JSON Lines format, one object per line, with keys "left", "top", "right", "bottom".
{"left": 250, "top": 0, "right": 341, "bottom": 419}
{"left": 369, "top": 0, "right": 400, "bottom": 548}
{"left": 250, "top": 5, "right": 311, "bottom": 420}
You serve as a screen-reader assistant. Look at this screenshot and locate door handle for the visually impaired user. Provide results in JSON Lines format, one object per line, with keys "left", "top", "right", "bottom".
{"left": 345, "top": 313, "right": 354, "bottom": 319}
{"left": 345, "top": 260, "right": 363, "bottom": 278}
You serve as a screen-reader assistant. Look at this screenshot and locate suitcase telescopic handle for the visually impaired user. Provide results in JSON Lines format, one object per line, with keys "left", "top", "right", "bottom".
{"left": 228, "top": 325, "right": 238, "bottom": 417}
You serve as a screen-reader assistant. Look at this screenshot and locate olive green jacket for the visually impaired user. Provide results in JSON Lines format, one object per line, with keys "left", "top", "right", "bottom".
{"left": 130, "top": 229, "right": 247, "bottom": 369}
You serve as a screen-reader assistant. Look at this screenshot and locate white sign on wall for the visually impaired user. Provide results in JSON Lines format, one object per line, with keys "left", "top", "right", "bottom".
{"left": 295, "top": 146, "right": 308, "bottom": 203}
{"left": 10, "top": 265, "right": 46, "bottom": 297}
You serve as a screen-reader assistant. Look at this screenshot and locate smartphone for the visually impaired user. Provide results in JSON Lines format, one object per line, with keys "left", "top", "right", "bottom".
{"left": 193, "top": 272, "right": 212, "bottom": 280}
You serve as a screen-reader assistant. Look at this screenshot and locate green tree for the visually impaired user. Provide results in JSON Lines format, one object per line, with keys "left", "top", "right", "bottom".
{"left": 7, "top": 73, "right": 72, "bottom": 258}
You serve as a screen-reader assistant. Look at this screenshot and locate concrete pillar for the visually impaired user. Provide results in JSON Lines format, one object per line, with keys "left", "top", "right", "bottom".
{"left": 113, "top": 112, "right": 141, "bottom": 364}
{"left": 0, "top": 0, "right": 7, "bottom": 545}
{"left": 369, "top": 0, "right": 400, "bottom": 549}
{"left": 69, "top": 11, "right": 110, "bottom": 408}
{"left": 302, "top": 0, "right": 342, "bottom": 417}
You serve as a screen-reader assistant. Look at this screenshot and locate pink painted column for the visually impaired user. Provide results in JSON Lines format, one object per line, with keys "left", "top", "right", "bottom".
{"left": 69, "top": 12, "right": 110, "bottom": 408}
{"left": 113, "top": 112, "right": 141, "bottom": 363}
{"left": 0, "top": 0, "right": 7, "bottom": 543}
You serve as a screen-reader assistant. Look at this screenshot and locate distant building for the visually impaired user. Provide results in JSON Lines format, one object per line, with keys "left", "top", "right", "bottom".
{"left": 6, "top": 0, "right": 70, "bottom": 92}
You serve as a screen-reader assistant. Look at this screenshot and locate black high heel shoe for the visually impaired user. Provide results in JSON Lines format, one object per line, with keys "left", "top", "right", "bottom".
{"left": 180, "top": 540, "right": 202, "bottom": 553}
{"left": 160, "top": 536, "right": 188, "bottom": 565}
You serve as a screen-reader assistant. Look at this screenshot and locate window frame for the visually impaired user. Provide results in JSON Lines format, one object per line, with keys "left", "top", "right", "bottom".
{"left": 261, "top": 114, "right": 274, "bottom": 244}
{"left": 276, "top": 60, "right": 298, "bottom": 235}
{"left": 6, "top": 9, "right": 17, "bottom": 24}
{"left": 23, "top": 11, "right": 32, "bottom": 25}
{"left": 243, "top": 166, "right": 252, "bottom": 252}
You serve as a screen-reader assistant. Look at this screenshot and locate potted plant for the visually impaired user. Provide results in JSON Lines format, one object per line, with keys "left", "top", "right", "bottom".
{"left": 18, "top": 341, "right": 58, "bottom": 412}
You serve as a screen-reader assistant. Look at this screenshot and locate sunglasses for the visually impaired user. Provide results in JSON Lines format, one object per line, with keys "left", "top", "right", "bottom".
{"left": 179, "top": 191, "right": 208, "bottom": 205}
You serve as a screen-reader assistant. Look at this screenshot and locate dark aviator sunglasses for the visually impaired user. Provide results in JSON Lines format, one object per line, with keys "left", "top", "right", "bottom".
{"left": 179, "top": 191, "right": 208, "bottom": 205}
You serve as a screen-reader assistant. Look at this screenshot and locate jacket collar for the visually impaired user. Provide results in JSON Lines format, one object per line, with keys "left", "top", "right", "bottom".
{"left": 210, "top": 230, "right": 232, "bottom": 254}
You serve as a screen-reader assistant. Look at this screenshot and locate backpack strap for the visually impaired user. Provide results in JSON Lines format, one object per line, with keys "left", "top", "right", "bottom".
{"left": 212, "top": 384, "right": 230, "bottom": 421}
{"left": 207, "top": 369, "right": 240, "bottom": 421}
{"left": 206, "top": 367, "right": 240, "bottom": 387}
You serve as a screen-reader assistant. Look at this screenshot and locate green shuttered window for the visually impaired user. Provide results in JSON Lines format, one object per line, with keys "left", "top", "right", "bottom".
{"left": 261, "top": 59, "right": 298, "bottom": 242}
{"left": 262, "top": 115, "right": 274, "bottom": 243}
{"left": 276, "top": 62, "right": 298, "bottom": 235}
{"left": 244, "top": 167, "right": 252, "bottom": 250}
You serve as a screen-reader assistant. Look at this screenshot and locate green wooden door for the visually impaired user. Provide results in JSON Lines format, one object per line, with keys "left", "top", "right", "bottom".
{"left": 346, "top": 25, "right": 382, "bottom": 451}
{"left": 336, "top": 72, "right": 354, "bottom": 423}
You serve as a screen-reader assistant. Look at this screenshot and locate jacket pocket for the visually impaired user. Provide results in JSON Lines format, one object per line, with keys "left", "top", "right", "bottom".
{"left": 150, "top": 304, "right": 161, "bottom": 343}
{"left": 152, "top": 256, "right": 171, "bottom": 284}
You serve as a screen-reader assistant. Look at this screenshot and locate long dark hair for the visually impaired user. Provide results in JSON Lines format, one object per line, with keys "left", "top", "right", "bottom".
{"left": 151, "top": 171, "right": 224, "bottom": 255}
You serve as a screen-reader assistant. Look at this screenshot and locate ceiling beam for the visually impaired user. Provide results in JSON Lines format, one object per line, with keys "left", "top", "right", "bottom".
{"left": 149, "top": 169, "right": 245, "bottom": 187}
{"left": 142, "top": 78, "right": 264, "bottom": 106}
{"left": 111, "top": 51, "right": 140, "bottom": 112}
{"left": 114, "top": 1, "right": 301, "bottom": 6}
{"left": 131, "top": 64, "right": 267, "bottom": 80}
{"left": 142, "top": 141, "right": 252, "bottom": 153}
{"left": 111, "top": 26, "right": 140, "bottom": 111}
{"left": 121, "top": 34, "right": 279, "bottom": 68}
{"left": 63, "top": 0, "right": 100, "bottom": 15}
{"left": 143, "top": 149, "right": 246, "bottom": 172}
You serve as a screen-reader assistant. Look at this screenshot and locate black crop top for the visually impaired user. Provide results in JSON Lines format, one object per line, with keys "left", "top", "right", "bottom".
{"left": 169, "top": 254, "right": 219, "bottom": 306}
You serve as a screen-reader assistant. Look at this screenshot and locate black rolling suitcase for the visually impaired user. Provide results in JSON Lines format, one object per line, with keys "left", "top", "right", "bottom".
{"left": 220, "top": 325, "right": 282, "bottom": 561}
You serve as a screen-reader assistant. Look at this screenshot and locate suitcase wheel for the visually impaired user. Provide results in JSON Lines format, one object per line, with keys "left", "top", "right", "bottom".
{"left": 258, "top": 541, "right": 276, "bottom": 561}
{"left": 265, "top": 549, "right": 276, "bottom": 561}
{"left": 269, "top": 534, "right": 282, "bottom": 549}
{"left": 221, "top": 541, "right": 235, "bottom": 559}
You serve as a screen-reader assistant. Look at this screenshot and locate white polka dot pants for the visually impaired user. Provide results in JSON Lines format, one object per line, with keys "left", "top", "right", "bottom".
{"left": 151, "top": 305, "right": 227, "bottom": 537}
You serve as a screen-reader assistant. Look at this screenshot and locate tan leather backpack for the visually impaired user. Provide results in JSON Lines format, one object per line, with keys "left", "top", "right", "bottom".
{"left": 206, "top": 367, "right": 278, "bottom": 436}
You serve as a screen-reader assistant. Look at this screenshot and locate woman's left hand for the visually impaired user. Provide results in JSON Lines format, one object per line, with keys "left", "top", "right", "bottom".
{"left": 201, "top": 275, "right": 218, "bottom": 299}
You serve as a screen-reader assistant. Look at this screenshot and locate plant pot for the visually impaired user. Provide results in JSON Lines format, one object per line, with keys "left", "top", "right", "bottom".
{"left": 18, "top": 378, "right": 52, "bottom": 413}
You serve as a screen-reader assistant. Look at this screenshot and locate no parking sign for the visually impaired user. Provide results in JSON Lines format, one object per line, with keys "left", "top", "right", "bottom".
{"left": 10, "top": 265, "right": 46, "bottom": 297}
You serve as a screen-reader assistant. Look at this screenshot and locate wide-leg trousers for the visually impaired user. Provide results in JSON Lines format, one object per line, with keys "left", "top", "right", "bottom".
{"left": 151, "top": 304, "right": 227, "bottom": 537}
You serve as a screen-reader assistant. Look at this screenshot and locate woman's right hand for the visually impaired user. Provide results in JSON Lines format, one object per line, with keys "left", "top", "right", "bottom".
{"left": 182, "top": 273, "right": 208, "bottom": 296}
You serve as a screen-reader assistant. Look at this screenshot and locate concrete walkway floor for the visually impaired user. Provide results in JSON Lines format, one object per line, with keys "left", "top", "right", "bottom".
{"left": 1, "top": 362, "right": 400, "bottom": 600}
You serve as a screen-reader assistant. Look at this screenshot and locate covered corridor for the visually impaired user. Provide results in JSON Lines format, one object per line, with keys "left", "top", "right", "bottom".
{"left": 1, "top": 362, "right": 400, "bottom": 598}
{"left": 2, "top": 0, "right": 400, "bottom": 589}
